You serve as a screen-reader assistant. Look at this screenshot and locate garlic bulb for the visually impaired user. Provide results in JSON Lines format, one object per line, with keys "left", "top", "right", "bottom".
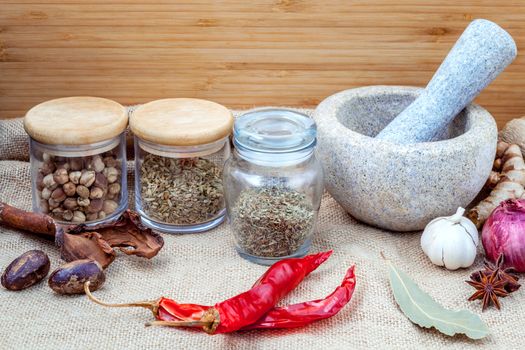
{"left": 420, "top": 207, "right": 479, "bottom": 270}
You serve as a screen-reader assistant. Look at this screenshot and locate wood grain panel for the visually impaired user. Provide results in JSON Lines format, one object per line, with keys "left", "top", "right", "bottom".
{"left": 0, "top": 0, "right": 524, "bottom": 127}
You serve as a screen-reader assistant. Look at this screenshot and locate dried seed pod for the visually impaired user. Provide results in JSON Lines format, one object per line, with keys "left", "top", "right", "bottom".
{"left": 62, "top": 182, "right": 76, "bottom": 197}
{"left": 42, "top": 174, "right": 57, "bottom": 190}
{"left": 48, "top": 259, "right": 105, "bottom": 295}
{"left": 94, "top": 173, "right": 108, "bottom": 190}
{"left": 72, "top": 210, "right": 86, "bottom": 223}
{"left": 89, "top": 155, "right": 105, "bottom": 173}
{"left": 87, "top": 198, "right": 103, "bottom": 214}
{"left": 103, "top": 167, "right": 119, "bottom": 184}
{"left": 108, "top": 183, "right": 121, "bottom": 195}
{"left": 51, "top": 188, "right": 66, "bottom": 203}
{"left": 63, "top": 210, "right": 74, "bottom": 221}
{"left": 41, "top": 187, "right": 52, "bottom": 200}
{"left": 39, "top": 199, "right": 49, "bottom": 214}
{"left": 69, "top": 158, "right": 83, "bottom": 171}
{"left": 80, "top": 170, "right": 96, "bottom": 187}
{"left": 53, "top": 168, "right": 69, "bottom": 185}
{"left": 89, "top": 187, "right": 104, "bottom": 199}
{"left": 103, "top": 156, "right": 118, "bottom": 168}
{"left": 1, "top": 250, "right": 50, "bottom": 291}
{"left": 76, "top": 185, "right": 90, "bottom": 199}
{"left": 86, "top": 212, "right": 98, "bottom": 221}
{"left": 63, "top": 197, "right": 78, "bottom": 210}
{"left": 77, "top": 197, "right": 90, "bottom": 207}
{"left": 102, "top": 200, "right": 118, "bottom": 214}
{"left": 69, "top": 171, "right": 82, "bottom": 184}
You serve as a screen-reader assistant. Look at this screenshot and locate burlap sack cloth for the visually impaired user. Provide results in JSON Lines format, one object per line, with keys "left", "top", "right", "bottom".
{"left": 0, "top": 110, "right": 523, "bottom": 349}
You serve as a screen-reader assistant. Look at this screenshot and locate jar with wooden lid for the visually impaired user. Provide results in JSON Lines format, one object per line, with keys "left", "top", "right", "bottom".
{"left": 24, "top": 96, "right": 128, "bottom": 226}
{"left": 130, "top": 98, "right": 233, "bottom": 233}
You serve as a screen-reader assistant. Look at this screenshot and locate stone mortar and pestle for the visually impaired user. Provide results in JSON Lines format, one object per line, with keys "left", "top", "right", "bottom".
{"left": 314, "top": 19, "right": 517, "bottom": 231}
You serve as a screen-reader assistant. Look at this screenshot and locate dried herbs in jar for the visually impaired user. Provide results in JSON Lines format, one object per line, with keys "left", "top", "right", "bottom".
{"left": 140, "top": 155, "right": 224, "bottom": 225}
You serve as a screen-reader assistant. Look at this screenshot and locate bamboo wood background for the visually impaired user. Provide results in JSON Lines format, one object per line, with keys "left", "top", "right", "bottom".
{"left": 0, "top": 0, "right": 523, "bottom": 127}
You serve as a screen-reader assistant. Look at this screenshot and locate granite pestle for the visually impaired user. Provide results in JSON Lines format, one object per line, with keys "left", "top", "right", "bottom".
{"left": 376, "top": 19, "right": 517, "bottom": 144}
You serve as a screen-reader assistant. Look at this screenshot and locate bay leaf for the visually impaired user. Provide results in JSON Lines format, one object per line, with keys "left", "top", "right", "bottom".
{"left": 387, "top": 261, "right": 489, "bottom": 340}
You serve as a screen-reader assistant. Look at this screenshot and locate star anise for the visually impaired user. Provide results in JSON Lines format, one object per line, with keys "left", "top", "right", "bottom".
{"left": 466, "top": 254, "right": 521, "bottom": 311}
{"left": 466, "top": 270, "right": 509, "bottom": 311}
{"left": 469, "top": 254, "right": 521, "bottom": 293}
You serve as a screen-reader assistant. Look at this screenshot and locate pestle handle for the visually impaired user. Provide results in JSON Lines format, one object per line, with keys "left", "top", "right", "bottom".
{"left": 376, "top": 19, "right": 517, "bottom": 144}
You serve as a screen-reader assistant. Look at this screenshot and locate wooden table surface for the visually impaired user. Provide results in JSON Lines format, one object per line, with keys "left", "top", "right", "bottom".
{"left": 0, "top": 0, "right": 523, "bottom": 127}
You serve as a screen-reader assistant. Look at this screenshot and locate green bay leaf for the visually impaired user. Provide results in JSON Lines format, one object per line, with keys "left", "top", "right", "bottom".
{"left": 388, "top": 261, "right": 489, "bottom": 340}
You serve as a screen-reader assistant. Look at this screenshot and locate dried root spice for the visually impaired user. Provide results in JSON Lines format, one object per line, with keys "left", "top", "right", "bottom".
{"left": 140, "top": 155, "right": 224, "bottom": 225}
{"left": 231, "top": 187, "right": 315, "bottom": 257}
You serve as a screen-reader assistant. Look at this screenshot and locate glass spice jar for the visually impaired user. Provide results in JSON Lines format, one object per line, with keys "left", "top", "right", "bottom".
{"left": 223, "top": 109, "right": 324, "bottom": 265}
{"left": 24, "top": 96, "right": 129, "bottom": 226}
{"left": 130, "top": 98, "right": 233, "bottom": 233}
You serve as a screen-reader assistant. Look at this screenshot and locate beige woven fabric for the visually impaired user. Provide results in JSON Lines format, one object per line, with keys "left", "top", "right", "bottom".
{"left": 0, "top": 112, "right": 523, "bottom": 350}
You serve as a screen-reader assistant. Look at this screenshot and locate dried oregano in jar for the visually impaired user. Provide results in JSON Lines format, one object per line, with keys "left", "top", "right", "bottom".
{"left": 131, "top": 98, "right": 233, "bottom": 233}
{"left": 24, "top": 97, "right": 128, "bottom": 225}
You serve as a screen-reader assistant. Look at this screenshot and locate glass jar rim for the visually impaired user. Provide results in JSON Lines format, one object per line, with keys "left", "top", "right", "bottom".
{"left": 135, "top": 135, "right": 228, "bottom": 158}
{"left": 29, "top": 134, "right": 122, "bottom": 157}
{"left": 233, "top": 108, "right": 317, "bottom": 154}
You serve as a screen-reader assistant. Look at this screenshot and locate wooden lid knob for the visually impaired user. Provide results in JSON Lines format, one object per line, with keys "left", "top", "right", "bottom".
{"left": 130, "top": 98, "right": 233, "bottom": 146}
{"left": 24, "top": 97, "right": 127, "bottom": 145}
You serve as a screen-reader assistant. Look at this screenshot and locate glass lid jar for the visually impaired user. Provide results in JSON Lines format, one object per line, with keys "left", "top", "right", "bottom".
{"left": 130, "top": 98, "right": 233, "bottom": 233}
{"left": 24, "top": 96, "right": 129, "bottom": 226}
{"left": 223, "top": 109, "right": 324, "bottom": 265}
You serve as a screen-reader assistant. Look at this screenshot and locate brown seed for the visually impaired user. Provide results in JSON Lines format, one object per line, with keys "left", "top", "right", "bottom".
{"left": 102, "top": 200, "right": 118, "bottom": 214}
{"left": 98, "top": 211, "right": 107, "bottom": 219}
{"left": 55, "top": 162, "right": 70, "bottom": 171}
{"left": 103, "top": 167, "right": 119, "bottom": 184}
{"left": 40, "top": 161, "right": 55, "bottom": 176}
{"left": 1, "top": 250, "right": 50, "bottom": 291}
{"left": 63, "top": 197, "right": 78, "bottom": 210}
{"left": 51, "top": 188, "right": 66, "bottom": 202}
{"left": 94, "top": 173, "right": 108, "bottom": 190}
{"left": 39, "top": 199, "right": 49, "bottom": 214}
{"left": 90, "top": 187, "right": 104, "bottom": 199}
{"left": 86, "top": 212, "right": 98, "bottom": 221}
{"left": 42, "top": 174, "right": 57, "bottom": 190}
{"left": 63, "top": 182, "right": 76, "bottom": 196}
{"left": 108, "top": 183, "right": 121, "bottom": 195}
{"left": 62, "top": 210, "right": 74, "bottom": 221}
{"left": 87, "top": 198, "right": 103, "bottom": 213}
{"left": 71, "top": 210, "right": 86, "bottom": 223}
{"left": 80, "top": 170, "right": 96, "bottom": 187}
{"left": 48, "top": 198, "right": 60, "bottom": 209}
{"left": 41, "top": 187, "right": 52, "bottom": 200}
{"left": 77, "top": 197, "right": 90, "bottom": 207}
{"left": 52, "top": 207, "right": 65, "bottom": 219}
{"left": 88, "top": 155, "right": 105, "bottom": 173}
{"left": 48, "top": 259, "right": 105, "bottom": 295}
{"left": 76, "top": 185, "right": 90, "bottom": 199}
{"left": 53, "top": 168, "right": 69, "bottom": 185}
{"left": 69, "top": 171, "right": 82, "bottom": 184}
{"left": 103, "top": 156, "right": 118, "bottom": 168}
{"left": 69, "top": 158, "right": 83, "bottom": 171}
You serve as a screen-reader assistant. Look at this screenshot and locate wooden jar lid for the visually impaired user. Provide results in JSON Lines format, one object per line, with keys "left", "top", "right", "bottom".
{"left": 130, "top": 98, "right": 233, "bottom": 146}
{"left": 24, "top": 96, "right": 128, "bottom": 145}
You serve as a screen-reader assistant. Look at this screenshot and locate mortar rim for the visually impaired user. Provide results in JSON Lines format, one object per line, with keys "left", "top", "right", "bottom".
{"left": 314, "top": 85, "right": 495, "bottom": 153}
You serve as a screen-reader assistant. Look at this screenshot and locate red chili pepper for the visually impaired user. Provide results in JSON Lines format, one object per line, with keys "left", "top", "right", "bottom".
{"left": 149, "top": 266, "right": 356, "bottom": 330}
{"left": 243, "top": 265, "right": 356, "bottom": 330}
{"left": 85, "top": 251, "right": 332, "bottom": 334}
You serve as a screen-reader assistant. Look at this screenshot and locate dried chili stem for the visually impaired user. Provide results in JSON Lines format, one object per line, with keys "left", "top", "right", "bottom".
{"left": 84, "top": 282, "right": 159, "bottom": 314}
{"left": 145, "top": 320, "right": 213, "bottom": 328}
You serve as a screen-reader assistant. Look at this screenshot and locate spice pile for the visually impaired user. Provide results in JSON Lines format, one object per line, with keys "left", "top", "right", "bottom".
{"left": 231, "top": 186, "right": 315, "bottom": 257}
{"left": 36, "top": 152, "right": 122, "bottom": 222}
{"left": 140, "top": 155, "right": 224, "bottom": 225}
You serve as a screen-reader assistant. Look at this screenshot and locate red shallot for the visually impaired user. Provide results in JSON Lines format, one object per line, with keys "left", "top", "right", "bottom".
{"left": 482, "top": 199, "right": 525, "bottom": 272}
